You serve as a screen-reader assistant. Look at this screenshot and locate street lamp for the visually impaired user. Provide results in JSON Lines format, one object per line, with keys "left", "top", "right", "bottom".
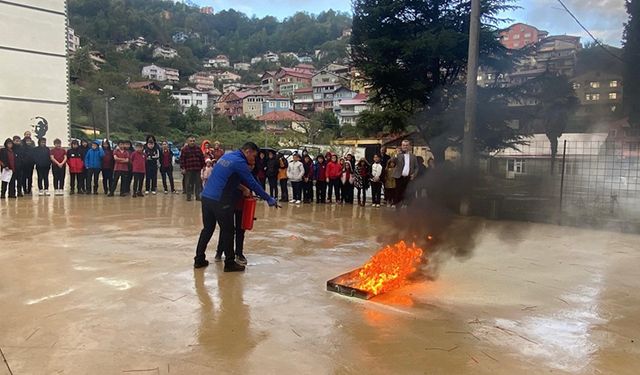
{"left": 97, "top": 88, "right": 115, "bottom": 141}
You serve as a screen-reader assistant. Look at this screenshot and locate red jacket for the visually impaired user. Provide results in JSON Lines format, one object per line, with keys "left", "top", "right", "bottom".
{"left": 131, "top": 151, "right": 146, "bottom": 173}
{"left": 114, "top": 149, "right": 130, "bottom": 172}
{"left": 326, "top": 161, "right": 342, "bottom": 179}
{"left": 66, "top": 148, "right": 84, "bottom": 174}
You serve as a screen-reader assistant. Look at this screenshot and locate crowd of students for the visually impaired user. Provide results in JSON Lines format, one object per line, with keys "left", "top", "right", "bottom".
{"left": 2, "top": 132, "right": 429, "bottom": 207}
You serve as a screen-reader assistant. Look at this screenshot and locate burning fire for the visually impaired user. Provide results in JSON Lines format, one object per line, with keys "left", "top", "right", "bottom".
{"left": 339, "top": 241, "right": 424, "bottom": 296}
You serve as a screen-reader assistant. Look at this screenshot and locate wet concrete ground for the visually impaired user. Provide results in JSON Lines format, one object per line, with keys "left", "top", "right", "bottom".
{"left": 0, "top": 195, "right": 639, "bottom": 374}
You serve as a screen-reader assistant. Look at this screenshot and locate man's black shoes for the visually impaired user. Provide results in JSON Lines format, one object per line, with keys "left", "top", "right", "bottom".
{"left": 194, "top": 259, "right": 209, "bottom": 269}
{"left": 235, "top": 255, "right": 247, "bottom": 266}
{"left": 224, "top": 262, "right": 245, "bottom": 272}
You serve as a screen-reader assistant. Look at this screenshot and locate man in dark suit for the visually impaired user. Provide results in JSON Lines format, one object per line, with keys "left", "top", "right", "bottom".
{"left": 391, "top": 139, "right": 418, "bottom": 204}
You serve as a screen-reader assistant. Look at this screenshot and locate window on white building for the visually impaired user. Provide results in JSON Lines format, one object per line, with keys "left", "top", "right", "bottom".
{"left": 507, "top": 159, "right": 526, "bottom": 174}
{"left": 610, "top": 80, "right": 619, "bottom": 87}
{"left": 586, "top": 93, "right": 601, "bottom": 101}
{"left": 609, "top": 92, "right": 618, "bottom": 100}
{"left": 589, "top": 81, "right": 600, "bottom": 88}
{"left": 182, "top": 99, "right": 189, "bottom": 105}
{"left": 196, "top": 100, "right": 203, "bottom": 105}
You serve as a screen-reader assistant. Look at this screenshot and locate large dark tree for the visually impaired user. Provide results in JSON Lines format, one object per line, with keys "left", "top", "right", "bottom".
{"left": 525, "top": 72, "right": 579, "bottom": 174}
{"left": 350, "top": 0, "right": 522, "bottom": 161}
{"left": 624, "top": 0, "right": 640, "bottom": 126}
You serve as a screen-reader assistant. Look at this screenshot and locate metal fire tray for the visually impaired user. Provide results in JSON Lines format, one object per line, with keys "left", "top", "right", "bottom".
{"left": 326, "top": 269, "right": 374, "bottom": 300}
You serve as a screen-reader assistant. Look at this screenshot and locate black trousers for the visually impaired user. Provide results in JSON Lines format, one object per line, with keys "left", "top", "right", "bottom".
{"left": 216, "top": 209, "right": 245, "bottom": 258}
{"left": 160, "top": 166, "right": 175, "bottom": 192}
{"left": 371, "top": 181, "right": 382, "bottom": 205}
{"left": 316, "top": 181, "right": 327, "bottom": 203}
{"left": 357, "top": 187, "right": 367, "bottom": 204}
{"left": 279, "top": 179, "right": 289, "bottom": 200}
{"left": 70, "top": 173, "right": 82, "bottom": 192}
{"left": 342, "top": 182, "right": 354, "bottom": 204}
{"left": 184, "top": 170, "right": 202, "bottom": 200}
{"left": 102, "top": 169, "right": 113, "bottom": 194}
{"left": 52, "top": 165, "right": 65, "bottom": 190}
{"left": 21, "top": 165, "right": 34, "bottom": 194}
{"left": 145, "top": 162, "right": 158, "bottom": 192}
{"left": 36, "top": 166, "right": 50, "bottom": 190}
{"left": 80, "top": 169, "right": 88, "bottom": 192}
{"left": 14, "top": 168, "right": 23, "bottom": 195}
{"left": 291, "top": 181, "right": 302, "bottom": 201}
{"left": 88, "top": 168, "right": 101, "bottom": 193}
{"left": 124, "top": 169, "right": 132, "bottom": 193}
{"left": 267, "top": 176, "right": 278, "bottom": 198}
{"left": 328, "top": 178, "right": 341, "bottom": 202}
{"left": 302, "top": 180, "right": 313, "bottom": 202}
{"left": 258, "top": 176, "right": 266, "bottom": 191}
{"left": 133, "top": 172, "right": 144, "bottom": 194}
{"left": 112, "top": 171, "right": 129, "bottom": 195}
{"left": 1, "top": 169, "right": 16, "bottom": 198}
{"left": 395, "top": 176, "right": 410, "bottom": 204}
{"left": 195, "top": 198, "right": 235, "bottom": 266}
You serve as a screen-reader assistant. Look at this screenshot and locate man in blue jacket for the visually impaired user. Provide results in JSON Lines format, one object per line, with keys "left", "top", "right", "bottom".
{"left": 194, "top": 142, "right": 277, "bottom": 271}
{"left": 84, "top": 141, "right": 104, "bottom": 195}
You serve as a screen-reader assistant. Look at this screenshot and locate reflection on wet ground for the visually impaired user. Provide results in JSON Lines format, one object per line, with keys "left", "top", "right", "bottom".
{"left": 0, "top": 196, "right": 639, "bottom": 374}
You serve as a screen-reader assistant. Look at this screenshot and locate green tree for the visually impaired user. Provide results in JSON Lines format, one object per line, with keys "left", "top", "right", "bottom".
{"left": 624, "top": 0, "right": 640, "bottom": 126}
{"left": 526, "top": 72, "right": 579, "bottom": 174}
{"left": 69, "top": 47, "right": 95, "bottom": 82}
{"left": 350, "top": 0, "right": 520, "bottom": 161}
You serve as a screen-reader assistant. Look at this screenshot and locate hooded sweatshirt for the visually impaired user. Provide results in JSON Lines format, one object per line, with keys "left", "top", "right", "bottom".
{"left": 33, "top": 145, "right": 52, "bottom": 168}
{"left": 84, "top": 143, "right": 105, "bottom": 169}
{"left": 326, "top": 160, "right": 342, "bottom": 180}
{"left": 287, "top": 159, "right": 305, "bottom": 182}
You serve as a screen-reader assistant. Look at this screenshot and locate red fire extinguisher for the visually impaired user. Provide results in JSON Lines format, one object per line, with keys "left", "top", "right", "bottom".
{"left": 241, "top": 197, "right": 257, "bottom": 231}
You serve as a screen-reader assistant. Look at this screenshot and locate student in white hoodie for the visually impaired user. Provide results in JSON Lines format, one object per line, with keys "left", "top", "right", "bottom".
{"left": 370, "top": 154, "right": 383, "bottom": 207}
{"left": 287, "top": 153, "right": 305, "bottom": 204}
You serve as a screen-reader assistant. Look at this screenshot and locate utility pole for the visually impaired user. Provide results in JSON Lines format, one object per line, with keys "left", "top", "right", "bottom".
{"left": 105, "top": 97, "right": 110, "bottom": 141}
{"left": 460, "top": 0, "right": 481, "bottom": 215}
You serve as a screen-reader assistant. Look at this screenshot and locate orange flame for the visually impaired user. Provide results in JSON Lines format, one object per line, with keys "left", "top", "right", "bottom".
{"left": 339, "top": 241, "right": 424, "bottom": 296}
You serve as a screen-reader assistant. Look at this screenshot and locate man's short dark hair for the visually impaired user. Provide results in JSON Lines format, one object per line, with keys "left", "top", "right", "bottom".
{"left": 53, "top": 138, "right": 61, "bottom": 144}
{"left": 241, "top": 142, "right": 259, "bottom": 152}
{"left": 39, "top": 137, "right": 47, "bottom": 143}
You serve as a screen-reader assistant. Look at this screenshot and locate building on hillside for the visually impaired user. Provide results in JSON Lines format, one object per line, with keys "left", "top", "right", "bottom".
{"left": 207, "top": 88, "right": 222, "bottom": 108}
{"left": 293, "top": 87, "right": 314, "bottom": 113}
{"left": 242, "top": 92, "right": 271, "bottom": 118}
{"left": 571, "top": 71, "right": 623, "bottom": 121}
{"left": 128, "top": 81, "right": 162, "bottom": 95}
{"left": 171, "top": 87, "right": 209, "bottom": 113}
{"left": 67, "top": 27, "right": 80, "bottom": 53}
{"left": 337, "top": 94, "right": 370, "bottom": 126}
{"left": 282, "top": 52, "right": 299, "bottom": 61}
{"left": 264, "top": 51, "right": 279, "bottom": 63}
{"left": 212, "top": 71, "right": 241, "bottom": 82}
{"left": 189, "top": 71, "right": 215, "bottom": 91}
{"left": 172, "top": 32, "right": 189, "bottom": 44}
{"left": 233, "top": 62, "right": 251, "bottom": 71}
{"left": 88, "top": 51, "right": 106, "bottom": 70}
{"left": 324, "top": 63, "right": 349, "bottom": 76}
{"left": 500, "top": 23, "right": 549, "bottom": 50}
{"left": 251, "top": 56, "right": 263, "bottom": 65}
{"left": 341, "top": 28, "right": 352, "bottom": 39}
{"left": 217, "top": 91, "right": 249, "bottom": 119}
{"left": 116, "top": 36, "right": 147, "bottom": 51}
{"left": 510, "top": 35, "right": 581, "bottom": 81}
{"left": 141, "top": 64, "right": 179, "bottom": 82}
{"left": 350, "top": 68, "right": 371, "bottom": 94}
{"left": 152, "top": 45, "right": 178, "bottom": 59}
{"left": 257, "top": 110, "right": 310, "bottom": 133}
{"left": 312, "top": 84, "right": 353, "bottom": 112}
{"left": 261, "top": 71, "right": 277, "bottom": 92}
{"left": 298, "top": 55, "right": 314, "bottom": 63}
{"left": 293, "top": 64, "right": 316, "bottom": 75}
{"left": 262, "top": 96, "right": 292, "bottom": 115}
{"left": 222, "top": 83, "right": 260, "bottom": 93}
{"left": 279, "top": 82, "right": 309, "bottom": 97}
{"left": 275, "top": 68, "right": 313, "bottom": 95}
{"left": 206, "top": 55, "right": 230, "bottom": 68}
{"left": 312, "top": 70, "right": 349, "bottom": 88}
{"left": 200, "top": 6, "right": 214, "bottom": 14}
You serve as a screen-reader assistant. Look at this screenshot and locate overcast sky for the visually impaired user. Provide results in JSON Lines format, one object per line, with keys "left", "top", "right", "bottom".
{"left": 194, "top": 0, "right": 627, "bottom": 46}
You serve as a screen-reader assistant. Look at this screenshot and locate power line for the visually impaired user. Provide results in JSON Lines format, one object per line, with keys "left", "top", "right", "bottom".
{"left": 555, "top": 0, "right": 625, "bottom": 62}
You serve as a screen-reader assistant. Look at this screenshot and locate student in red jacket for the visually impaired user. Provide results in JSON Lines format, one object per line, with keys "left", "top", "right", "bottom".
{"left": 66, "top": 140, "right": 84, "bottom": 195}
{"left": 326, "top": 154, "right": 342, "bottom": 203}
{"left": 130, "top": 143, "right": 146, "bottom": 198}
{"left": 110, "top": 140, "right": 130, "bottom": 197}
{"left": 49, "top": 138, "right": 67, "bottom": 196}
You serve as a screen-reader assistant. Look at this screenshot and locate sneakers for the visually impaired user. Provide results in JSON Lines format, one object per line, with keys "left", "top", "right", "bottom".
{"left": 295, "top": 200, "right": 302, "bottom": 204}
{"left": 289, "top": 199, "right": 296, "bottom": 203}
{"left": 152, "top": 191, "right": 157, "bottom": 195}
{"left": 236, "top": 255, "right": 247, "bottom": 265}
{"left": 107, "top": 192, "right": 114, "bottom": 197}
{"left": 38, "top": 191, "right": 44, "bottom": 196}
{"left": 224, "top": 262, "right": 245, "bottom": 272}
{"left": 214, "top": 254, "right": 223, "bottom": 263}
{"left": 164, "top": 190, "right": 169, "bottom": 195}
{"left": 145, "top": 191, "right": 150, "bottom": 195}
{"left": 194, "top": 259, "right": 210, "bottom": 269}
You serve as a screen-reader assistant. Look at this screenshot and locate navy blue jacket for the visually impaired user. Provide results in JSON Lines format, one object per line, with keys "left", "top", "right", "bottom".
{"left": 201, "top": 150, "right": 271, "bottom": 204}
